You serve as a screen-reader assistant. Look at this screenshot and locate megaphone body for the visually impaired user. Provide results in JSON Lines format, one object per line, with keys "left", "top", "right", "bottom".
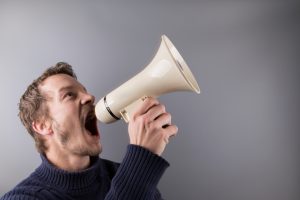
{"left": 95, "top": 35, "right": 200, "bottom": 123}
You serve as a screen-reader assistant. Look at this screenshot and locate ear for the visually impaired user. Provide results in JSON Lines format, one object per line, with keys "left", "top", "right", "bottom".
{"left": 32, "top": 119, "right": 53, "bottom": 136}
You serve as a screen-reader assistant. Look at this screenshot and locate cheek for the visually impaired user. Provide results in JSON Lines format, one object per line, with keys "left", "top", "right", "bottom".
{"left": 58, "top": 130, "right": 69, "bottom": 145}
{"left": 49, "top": 104, "right": 81, "bottom": 133}
{"left": 51, "top": 106, "right": 76, "bottom": 123}
{"left": 52, "top": 118, "right": 74, "bottom": 145}
{"left": 58, "top": 115, "right": 79, "bottom": 132}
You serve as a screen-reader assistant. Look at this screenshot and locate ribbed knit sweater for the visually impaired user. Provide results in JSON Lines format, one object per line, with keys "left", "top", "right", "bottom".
{"left": 1, "top": 145, "right": 169, "bottom": 200}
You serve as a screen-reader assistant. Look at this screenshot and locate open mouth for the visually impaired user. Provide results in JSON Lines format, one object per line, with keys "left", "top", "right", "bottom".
{"left": 84, "top": 110, "right": 99, "bottom": 137}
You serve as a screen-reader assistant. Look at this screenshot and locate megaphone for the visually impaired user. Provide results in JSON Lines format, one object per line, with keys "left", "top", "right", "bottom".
{"left": 95, "top": 35, "right": 200, "bottom": 124}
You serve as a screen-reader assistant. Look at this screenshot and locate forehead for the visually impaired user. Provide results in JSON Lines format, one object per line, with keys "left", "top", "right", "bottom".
{"left": 39, "top": 74, "right": 82, "bottom": 96}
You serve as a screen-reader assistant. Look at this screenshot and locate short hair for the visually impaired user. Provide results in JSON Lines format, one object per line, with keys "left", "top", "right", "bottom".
{"left": 18, "top": 62, "right": 77, "bottom": 153}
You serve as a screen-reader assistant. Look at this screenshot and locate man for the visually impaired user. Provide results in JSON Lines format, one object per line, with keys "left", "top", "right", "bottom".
{"left": 1, "top": 62, "right": 178, "bottom": 200}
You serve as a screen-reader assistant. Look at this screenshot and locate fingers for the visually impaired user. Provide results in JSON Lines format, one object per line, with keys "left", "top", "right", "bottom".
{"left": 132, "top": 97, "right": 159, "bottom": 120}
{"left": 128, "top": 96, "right": 179, "bottom": 155}
{"left": 152, "top": 112, "right": 171, "bottom": 128}
{"left": 154, "top": 113, "right": 178, "bottom": 143}
{"left": 163, "top": 124, "right": 178, "bottom": 143}
{"left": 138, "top": 97, "right": 176, "bottom": 132}
{"left": 147, "top": 110, "right": 178, "bottom": 144}
{"left": 146, "top": 104, "right": 166, "bottom": 122}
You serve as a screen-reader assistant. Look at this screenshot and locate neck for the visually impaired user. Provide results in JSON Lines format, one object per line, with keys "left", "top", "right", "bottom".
{"left": 45, "top": 149, "right": 90, "bottom": 172}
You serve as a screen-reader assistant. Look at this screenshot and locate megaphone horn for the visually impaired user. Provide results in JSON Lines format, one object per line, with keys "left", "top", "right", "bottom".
{"left": 95, "top": 35, "right": 200, "bottom": 124}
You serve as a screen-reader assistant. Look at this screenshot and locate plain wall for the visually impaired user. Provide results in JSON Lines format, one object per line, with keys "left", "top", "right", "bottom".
{"left": 0, "top": 1, "right": 299, "bottom": 199}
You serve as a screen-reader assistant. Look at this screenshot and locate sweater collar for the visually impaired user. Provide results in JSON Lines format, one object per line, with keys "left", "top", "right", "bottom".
{"left": 35, "top": 154, "right": 102, "bottom": 191}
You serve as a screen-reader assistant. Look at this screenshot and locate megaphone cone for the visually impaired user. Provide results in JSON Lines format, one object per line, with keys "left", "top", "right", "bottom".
{"left": 95, "top": 35, "right": 200, "bottom": 123}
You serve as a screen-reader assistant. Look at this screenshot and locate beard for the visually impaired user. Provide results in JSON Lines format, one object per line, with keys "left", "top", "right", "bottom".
{"left": 51, "top": 119, "right": 101, "bottom": 157}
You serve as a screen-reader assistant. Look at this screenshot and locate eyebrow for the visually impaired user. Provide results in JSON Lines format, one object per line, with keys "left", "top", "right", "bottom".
{"left": 58, "top": 85, "right": 75, "bottom": 93}
{"left": 58, "top": 84, "right": 87, "bottom": 94}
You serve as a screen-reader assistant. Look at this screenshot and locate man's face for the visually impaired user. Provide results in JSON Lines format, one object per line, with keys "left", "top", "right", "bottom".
{"left": 40, "top": 74, "right": 101, "bottom": 157}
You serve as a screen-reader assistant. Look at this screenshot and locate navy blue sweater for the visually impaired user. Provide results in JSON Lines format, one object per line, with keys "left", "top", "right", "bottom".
{"left": 1, "top": 145, "right": 169, "bottom": 200}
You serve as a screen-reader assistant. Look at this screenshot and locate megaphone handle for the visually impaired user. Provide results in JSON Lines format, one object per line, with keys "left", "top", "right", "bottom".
{"left": 120, "top": 109, "right": 130, "bottom": 123}
{"left": 119, "top": 96, "right": 154, "bottom": 123}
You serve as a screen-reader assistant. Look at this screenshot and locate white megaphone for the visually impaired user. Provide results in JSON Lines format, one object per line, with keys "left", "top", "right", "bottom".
{"left": 95, "top": 35, "right": 200, "bottom": 123}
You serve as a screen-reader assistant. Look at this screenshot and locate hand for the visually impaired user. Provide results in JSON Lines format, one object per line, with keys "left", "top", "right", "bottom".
{"left": 128, "top": 97, "right": 178, "bottom": 156}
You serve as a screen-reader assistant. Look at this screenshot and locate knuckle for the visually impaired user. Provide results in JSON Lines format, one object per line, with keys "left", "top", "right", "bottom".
{"left": 149, "top": 98, "right": 159, "bottom": 106}
{"left": 163, "top": 112, "right": 171, "bottom": 122}
{"left": 159, "top": 104, "right": 166, "bottom": 112}
{"left": 140, "top": 114, "right": 151, "bottom": 125}
{"left": 148, "top": 122, "right": 157, "bottom": 130}
{"left": 151, "top": 97, "right": 159, "bottom": 103}
{"left": 172, "top": 125, "right": 178, "bottom": 135}
{"left": 145, "top": 96, "right": 153, "bottom": 102}
{"left": 131, "top": 113, "right": 138, "bottom": 121}
{"left": 167, "top": 125, "right": 177, "bottom": 134}
{"left": 166, "top": 112, "right": 171, "bottom": 119}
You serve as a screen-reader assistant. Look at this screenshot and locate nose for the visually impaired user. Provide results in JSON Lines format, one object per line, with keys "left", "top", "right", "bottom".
{"left": 81, "top": 92, "right": 95, "bottom": 105}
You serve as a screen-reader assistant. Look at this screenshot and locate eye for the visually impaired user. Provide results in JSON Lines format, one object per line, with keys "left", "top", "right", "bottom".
{"left": 64, "top": 91, "right": 76, "bottom": 99}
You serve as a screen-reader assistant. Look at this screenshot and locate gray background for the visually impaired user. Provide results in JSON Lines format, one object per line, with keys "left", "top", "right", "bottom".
{"left": 0, "top": 0, "right": 299, "bottom": 199}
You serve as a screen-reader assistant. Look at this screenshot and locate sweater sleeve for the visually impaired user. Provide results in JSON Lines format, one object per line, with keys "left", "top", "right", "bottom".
{"left": 104, "top": 145, "right": 169, "bottom": 200}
